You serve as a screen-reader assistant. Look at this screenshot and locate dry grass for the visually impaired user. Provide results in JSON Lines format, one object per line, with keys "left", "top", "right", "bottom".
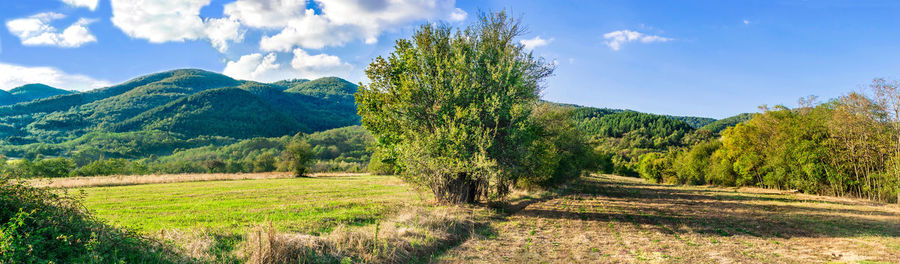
{"left": 25, "top": 172, "right": 370, "bottom": 188}
{"left": 243, "top": 206, "right": 485, "bottom": 264}
{"left": 439, "top": 174, "right": 900, "bottom": 263}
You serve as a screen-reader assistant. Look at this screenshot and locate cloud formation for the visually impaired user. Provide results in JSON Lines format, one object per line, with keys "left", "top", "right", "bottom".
{"left": 603, "top": 30, "right": 672, "bottom": 51}
{"left": 223, "top": 49, "right": 351, "bottom": 82}
{"left": 6, "top": 12, "right": 98, "bottom": 48}
{"left": 61, "top": 0, "right": 99, "bottom": 10}
{"left": 0, "top": 63, "right": 111, "bottom": 91}
{"left": 226, "top": 0, "right": 466, "bottom": 51}
{"left": 110, "top": 0, "right": 244, "bottom": 52}
{"left": 520, "top": 36, "right": 552, "bottom": 50}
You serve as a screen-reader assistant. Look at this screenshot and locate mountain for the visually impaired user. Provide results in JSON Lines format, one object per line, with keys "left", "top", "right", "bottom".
{"left": 0, "top": 69, "right": 360, "bottom": 154}
{"left": 112, "top": 88, "right": 305, "bottom": 138}
{"left": 0, "top": 84, "right": 72, "bottom": 106}
{"left": 284, "top": 77, "right": 357, "bottom": 104}
{"left": 700, "top": 113, "right": 755, "bottom": 134}
{"left": 668, "top": 115, "right": 717, "bottom": 129}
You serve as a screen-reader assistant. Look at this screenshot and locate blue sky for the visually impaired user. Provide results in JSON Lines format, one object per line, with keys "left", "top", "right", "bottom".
{"left": 2, "top": 0, "right": 900, "bottom": 118}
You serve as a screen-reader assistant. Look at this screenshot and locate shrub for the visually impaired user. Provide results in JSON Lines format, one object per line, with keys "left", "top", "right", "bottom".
{"left": 0, "top": 176, "right": 183, "bottom": 263}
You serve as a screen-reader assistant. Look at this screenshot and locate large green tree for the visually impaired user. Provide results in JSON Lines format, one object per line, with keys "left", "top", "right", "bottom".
{"left": 356, "top": 12, "right": 555, "bottom": 203}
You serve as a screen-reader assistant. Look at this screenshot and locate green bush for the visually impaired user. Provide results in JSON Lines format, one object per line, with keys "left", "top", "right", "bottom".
{"left": 0, "top": 176, "right": 183, "bottom": 263}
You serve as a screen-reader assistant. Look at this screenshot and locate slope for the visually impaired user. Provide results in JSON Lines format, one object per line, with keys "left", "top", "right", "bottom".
{"left": 112, "top": 88, "right": 305, "bottom": 139}
{"left": 700, "top": 113, "right": 755, "bottom": 134}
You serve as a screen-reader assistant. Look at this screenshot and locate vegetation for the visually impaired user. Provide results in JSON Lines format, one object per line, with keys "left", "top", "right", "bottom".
{"left": 358, "top": 12, "right": 598, "bottom": 204}
{"left": 668, "top": 115, "right": 717, "bottom": 128}
{"left": 0, "top": 126, "right": 374, "bottom": 178}
{"left": 0, "top": 175, "right": 182, "bottom": 263}
{"left": 0, "top": 84, "right": 72, "bottom": 105}
{"left": 0, "top": 69, "right": 359, "bottom": 154}
{"left": 637, "top": 80, "right": 900, "bottom": 203}
{"left": 78, "top": 175, "right": 423, "bottom": 235}
{"left": 441, "top": 174, "right": 900, "bottom": 263}
{"left": 699, "top": 113, "right": 755, "bottom": 134}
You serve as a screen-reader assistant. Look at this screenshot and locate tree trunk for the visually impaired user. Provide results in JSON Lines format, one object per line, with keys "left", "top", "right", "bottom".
{"left": 432, "top": 172, "right": 481, "bottom": 204}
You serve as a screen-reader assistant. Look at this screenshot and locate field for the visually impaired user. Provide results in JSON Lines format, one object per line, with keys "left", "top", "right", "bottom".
{"left": 441, "top": 175, "right": 900, "bottom": 263}
{"left": 75, "top": 174, "right": 427, "bottom": 234}
{"left": 70, "top": 174, "right": 900, "bottom": 263}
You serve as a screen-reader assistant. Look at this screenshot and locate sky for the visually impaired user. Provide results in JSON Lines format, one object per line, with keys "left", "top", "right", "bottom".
{"left": 2, "top": 1, "right": 900, "bottom": 118}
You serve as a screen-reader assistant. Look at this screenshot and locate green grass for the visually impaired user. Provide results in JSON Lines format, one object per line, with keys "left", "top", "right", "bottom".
{"left": 76, "top": 175, "right": 425, "bottom": 234}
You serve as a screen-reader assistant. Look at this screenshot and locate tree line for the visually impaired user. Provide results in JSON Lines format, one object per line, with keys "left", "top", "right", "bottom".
{"left": 637, "top": 80, "right": 900, "bottom": 203}
{"left": 1, "top": 126, "right": 373, "bottom": 178}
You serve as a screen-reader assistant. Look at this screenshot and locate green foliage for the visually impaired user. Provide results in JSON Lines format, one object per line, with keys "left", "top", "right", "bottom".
{"left": 74, "top": 158, "right": 147, "bottom": 176}
{"left": 113, "top": 88, "right": 305, "bottom": 139}
{"left": 286, "top": 140, "right": 315, "bottom": 177}
{"left": 636, "top": 152, "right": 673, "bottom": 183}
{"left": 674, "top": 89, "right": 900, "bottom": 202}
{"left": 0, "top": 176, "right": 180, "bottom": 263}
{"left": 672, "top": 140, "right": 721, "bottom": 185}
{"left": 358, "top": 12, "right": 571, "bottom": 203}
{"left": 0, "top": 69, "right": 360, "bottom": 158}
{"left": 516, "top": 104, "right": 599, "bottom": 189}
{"left": 700, "top": 113, "right": 755, "bottom": 134}
{"left": 31, "top": 157, "right": 75, "bottom": 178}
{"left": 0, "top": 84, "right": 72, "bottom": 105}
{"left": 668, "top": 115, "right": 717, "bottom": 129}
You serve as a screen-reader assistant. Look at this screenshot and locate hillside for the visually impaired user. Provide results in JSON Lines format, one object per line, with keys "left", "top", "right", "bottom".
{"left": 669, "top": 115, "right": 717, "bottom": 128}
{"left": 0, "top": 69, "right": 360, "bottom": 157}
{"left": 0, "top": 84, "right": 72, "bottom": 106}
{"left": 113, "top": 88, "right": 305, "bottom": 139}
{"left": 700, "top": 113, "right": 755, "bottom": 133}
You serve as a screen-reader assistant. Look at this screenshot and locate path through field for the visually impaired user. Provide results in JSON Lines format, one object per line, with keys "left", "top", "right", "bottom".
{"left": 440, "top": 175, "right": 900, "bottom": 263}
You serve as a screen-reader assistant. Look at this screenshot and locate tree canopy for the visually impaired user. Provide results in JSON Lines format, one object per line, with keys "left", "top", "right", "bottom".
{"left": 357, "top": 12, "right": 585, "bottom": 204}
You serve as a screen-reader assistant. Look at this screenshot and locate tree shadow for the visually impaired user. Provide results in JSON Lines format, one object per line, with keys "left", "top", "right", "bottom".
{"left": 515, "top": 175, "right": 900, "bottom": 239}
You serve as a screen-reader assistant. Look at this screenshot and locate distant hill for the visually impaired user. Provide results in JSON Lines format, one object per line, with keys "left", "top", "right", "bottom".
{"left": 0, "top": 69, "right": 360, "bottom": 154}
{"left": 700, "top": 113, "right": 755, "bottom": 134}
{"left": 113, "top": 88, "right": 305, "bottom": 138}
{"left": 0, "top": 84, "right": 72, "bottom": 106}
{"left": 668, "top": 115, "right": 717, "bottom": 129}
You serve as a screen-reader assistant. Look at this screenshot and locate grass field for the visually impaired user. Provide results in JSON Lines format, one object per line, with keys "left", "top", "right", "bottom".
{"left": 441, "top": 175, "right": 900, "bottom": 263}
{"left": 76, "top": 175, "right": 427, "bottom": 235}
{"left": 73, "top": 174, "right": 900, "bottom": 263}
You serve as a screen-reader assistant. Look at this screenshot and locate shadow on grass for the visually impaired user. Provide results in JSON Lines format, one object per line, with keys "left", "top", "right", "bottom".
{"left": 515, "top": 175, "right": 900, "bottom": 239}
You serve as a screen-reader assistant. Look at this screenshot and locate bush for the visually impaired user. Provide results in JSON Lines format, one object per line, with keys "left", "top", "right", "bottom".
{"left": 0, "top": 176, "right": 183, "bottom": 263}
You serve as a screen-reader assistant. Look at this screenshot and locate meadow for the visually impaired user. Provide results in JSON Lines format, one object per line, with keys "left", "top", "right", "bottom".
{"left": 74, "top": 174, "right": 426, "bottom": 234}
{"left": 64, "top": 173, "right": 900, "bottom": 263}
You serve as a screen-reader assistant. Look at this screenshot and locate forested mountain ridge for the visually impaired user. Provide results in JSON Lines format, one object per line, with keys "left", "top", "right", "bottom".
{"left": 0, "top": 69, "right": 360, "bottom": 156}
{"left": 0, "top": 84, "right": 72, "bottom": 106}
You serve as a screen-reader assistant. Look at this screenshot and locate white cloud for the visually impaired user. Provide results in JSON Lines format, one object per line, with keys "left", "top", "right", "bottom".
{"left": 259, "top": 9, "right": 359, "bottom": 51}
{"left": 223, "top": 0, "right": 306, "bottom": 28}
{"left": 224, "top": 0, "right": 466, "bottom": 51}
{"left": 223, "top": 49, "right": 351, "bottom": 82}
{"left": 290, "top": 48, "right": 352, "bottom": 78}
{"left": 110, "top": 0, "right": 243, "bottom": 52}
{"left": 743, "top": 19, "right": 751, "bottom": 25}
{"left": 61, "top": 0, "right": 99, "bottom": 10}
{"left": 6, "top": 12, "right": 98, "bottom": 48}
{"left": 603, "top": 30, "right": 672, "bottom": 51}
{"left": 205, "top": 18, "right": 245, "bottom": 53}
{"left": 110, "top": 0, "right": 209, "bottom": 43}
{"left": 0, "top": 63, "right": 111, "bottom": 91}
{"left": 223, "top": 53, "right": 287, "bottom": 82}
{"left": 520, "top": 36, "right": 552, "bottom": 50}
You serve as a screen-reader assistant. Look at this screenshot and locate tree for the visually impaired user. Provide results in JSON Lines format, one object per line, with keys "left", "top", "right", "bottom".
{"left": 253, "top": 153, "right": 276, "bottom": 172}
{"left": 356, "top": 11, "right": 554, "bottom": 204}
{"left": 285, "top": 141, "right": 314, "bottom": 177}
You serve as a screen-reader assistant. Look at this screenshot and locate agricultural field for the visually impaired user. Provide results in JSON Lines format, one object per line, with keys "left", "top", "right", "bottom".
{"left": 67, "top": 173, "right": 900, "bottom": 263}
{"left": 441, "top": 175, "right": 900, "bottom": 263}
{"left": 74, "top": 174, "right": 426, "bottom": 234}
